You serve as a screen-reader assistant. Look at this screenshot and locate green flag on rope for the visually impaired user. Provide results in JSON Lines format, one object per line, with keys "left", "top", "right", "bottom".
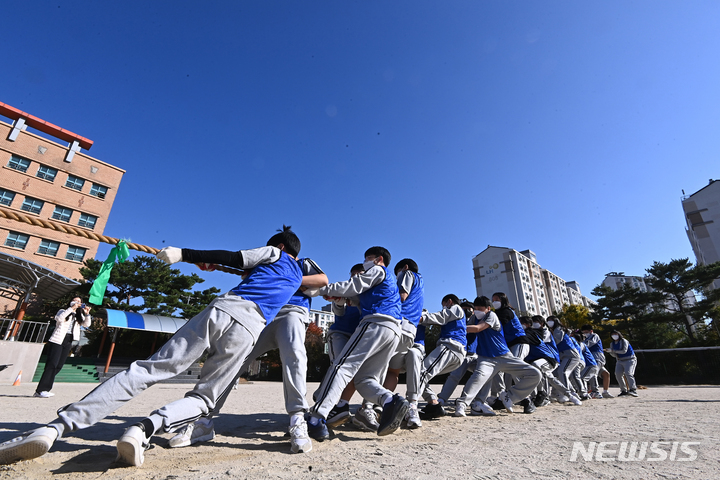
{"left": 89, "top": 240, "right": 130, "bottom": 305}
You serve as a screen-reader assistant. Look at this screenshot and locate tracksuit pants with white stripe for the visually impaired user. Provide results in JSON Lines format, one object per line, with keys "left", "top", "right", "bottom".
{"left": 388, "top": 334, "right": 425, "bottom": 403}
{"left": 311, "top": 317, "right": 400, "bottom": 419}
{"left": 52, "top": 299, "right": 264, "bottom": 436}
{"left": 490, "top": 343, "right": 530, "bottom": 397}
{"left": 418, "top": 340, "right": 465, "bottom": 402}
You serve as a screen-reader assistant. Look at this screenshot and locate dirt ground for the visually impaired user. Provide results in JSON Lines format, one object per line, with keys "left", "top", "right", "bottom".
{"left": 1, "top": 382, "right": 718, "bottom": 479}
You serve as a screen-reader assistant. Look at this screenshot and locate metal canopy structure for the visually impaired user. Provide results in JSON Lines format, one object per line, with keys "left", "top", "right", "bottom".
{"left": 0, "top": 251, "right": 81, "bottom": 311}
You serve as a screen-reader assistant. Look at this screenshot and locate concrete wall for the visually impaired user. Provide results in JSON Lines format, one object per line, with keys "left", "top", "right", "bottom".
{"left": 0, "top": 340, "right": 44, "bottom": 385}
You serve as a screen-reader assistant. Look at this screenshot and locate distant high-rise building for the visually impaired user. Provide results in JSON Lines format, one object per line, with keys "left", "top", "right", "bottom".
{"left": 682, "top": 179, "right": 720, "bottom": 290}
{"left": 472, "top": 246, "right": 593, "bottom": 317}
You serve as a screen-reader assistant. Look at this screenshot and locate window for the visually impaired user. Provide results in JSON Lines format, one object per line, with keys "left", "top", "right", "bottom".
{"left": 89, "top": 183, "right": 108, "bottom": 199}
{"left": 37, "top": 239, "right": 60, "bottom": 256}
{"left": 21, "top": 197, "right": 44, "bottom": 215}
{"left": 36, "top": 165, "right": 58, "bottom": 181}
{"left": 65, "top": 246, "right": 87, "bottom": 262}
{"left": 78, "top": 213, "right": 98, "bottom": 229}
{"left": 52, "top": 206, "right": 73, "bottom": 222}
{"left": 65, "top": 175, "right": 85, "bottom": 191}
{"left": 4, "top": 232, "right": 30, "bottom": 250}
{"left": 0, "top": 188, "right": 15, "bottom": 207}
{"left": 7, "top": 155, "right": 31, "bottom": 173}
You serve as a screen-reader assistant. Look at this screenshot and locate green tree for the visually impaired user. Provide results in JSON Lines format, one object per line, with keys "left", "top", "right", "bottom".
{"left": 556, "top": 303, "right": 591, "bottom": 330}
{"left": 80, "top": 256, "right": 220, "bottom": 317}
{"left": 638, "top": 258, "right": 720, "bottom": 346}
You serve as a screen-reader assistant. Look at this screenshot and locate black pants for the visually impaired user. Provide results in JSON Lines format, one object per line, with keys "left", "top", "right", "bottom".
{"left": 36, "top": 334, "right": 74, "bottom": 393}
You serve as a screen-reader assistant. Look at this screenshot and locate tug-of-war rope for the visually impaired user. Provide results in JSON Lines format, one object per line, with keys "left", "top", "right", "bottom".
{"left": 0, "top": 205, "right": 243, "bottom": 277}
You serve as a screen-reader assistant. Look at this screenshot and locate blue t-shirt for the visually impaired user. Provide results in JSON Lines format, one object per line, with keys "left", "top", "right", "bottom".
{"left": 475, "top": 312, "right": 509, "bottom": 358}
{"left": 287, "top": 258, "right": 324, "bottom": 310}
{"left": 328, "top": 305, "right": 362, "bottom": 334}
{"left": 358, "top": 266, "right": 401, "bottom": 320}
{"left": 230, "top": 251, "right": 303, "bottom": 321}
{"left": 398, "top": 271, "right": 424, "bottom": 327}
{"left": 612, "top": 339, "right": 635, "bottom": 359}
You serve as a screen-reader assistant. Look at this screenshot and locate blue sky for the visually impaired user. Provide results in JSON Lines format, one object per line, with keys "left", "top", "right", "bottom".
{"left": 2, "top": 1, "right": 719, "bottom": 309}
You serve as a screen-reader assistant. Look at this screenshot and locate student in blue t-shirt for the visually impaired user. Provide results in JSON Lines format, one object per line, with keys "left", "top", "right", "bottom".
{"left": 416, "top": 294, "right": 468, "bottom": 420}
{"left": 0, "top": 226, "right": 304, "bottom": 468}
{"left": 453, "top": 296, "right": 541, "bottom": 416}
{"left": 606, "top": 330, "right": 638, "bottom": 397}
{"left": 305, "top": 247, "right": 409, "bottom": 440}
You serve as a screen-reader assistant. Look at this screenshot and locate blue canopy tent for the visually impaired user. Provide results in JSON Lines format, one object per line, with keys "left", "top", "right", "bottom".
{"left": 100, "top": 309, "right": 188, "bottom": 373}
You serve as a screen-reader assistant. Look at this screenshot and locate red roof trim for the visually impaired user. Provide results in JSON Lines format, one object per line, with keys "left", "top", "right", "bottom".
{"left": 0, "top": 101, "right": 93, "bottom": 150}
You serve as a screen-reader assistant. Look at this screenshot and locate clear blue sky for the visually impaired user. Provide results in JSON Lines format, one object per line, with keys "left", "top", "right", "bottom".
{"left": 2, "top": 1, "right": 719, "bottom": 309}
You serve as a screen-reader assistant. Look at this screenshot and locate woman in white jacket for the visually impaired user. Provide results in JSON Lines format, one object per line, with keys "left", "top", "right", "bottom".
{"left": 35, "top": 297, "right": 92, "bottom": 398}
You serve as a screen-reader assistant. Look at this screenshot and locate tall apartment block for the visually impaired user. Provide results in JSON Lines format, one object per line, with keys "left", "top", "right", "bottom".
{"left": 472, "top": 246, "right": 595, "bottom": 316}
{"left": 0, "top": 102, "right": 125, "bottom": 283}
{"left": 682, "top": 179, "right": 720, "bottom": 290}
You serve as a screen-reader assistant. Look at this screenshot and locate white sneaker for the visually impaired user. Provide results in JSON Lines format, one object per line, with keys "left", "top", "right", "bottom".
{"left": 405, "top": 404, "right": 422, "bottom": 429}
{"left": 116, "top": 425, "right": 150, "bottom": 467}
{"left": 0, "top": 426, "right": 58, "bottom": 465}
{"left": 568, "top": 392, "right": 583, "bottom": 406}
{"left": 289, "top": 417, "right": 312, "bottom": 454}
{"left": 168, "top": 419, "right": 215, "bottom": 448}
{"left": 33, "top": 391, "right": 55, "bottom": 398}
{"left": 453, "top": 401, "right": 467, "bottom": 417}
{"left": 470, "top": 401, "right": 496, "bottom": 416}
{"left": 556, "top": 394, "right": 570, "bottom": 403}
{"left": 602, "top": 390, "right": 615, "bottom": 398}
{"left": 499, "top": 391, "right": 514, "bottom": 413}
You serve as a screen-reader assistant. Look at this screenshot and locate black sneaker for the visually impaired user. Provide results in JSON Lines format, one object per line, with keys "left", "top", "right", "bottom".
{"left": 520, "top": 398, "right": 536, "bottom": 414}
{"left": 377, "top": 394, "right": 410, "bottom": 436}
{"left": 618, "top": 391, "right": 629, "bottom": 397}
{"left": 326, "top": 403, "right": 351, "bottom": 428}
{"left": 419, "top": 403, "right": 446, "bottom": 420}
{"left": 490, "top": 398, "right": 505, "bottom": 411}
{"left": 628, "top": 390, "right": 638, "bottom": 397}
{"left": 533, "top": 392, "right": 548, "bottom": 407}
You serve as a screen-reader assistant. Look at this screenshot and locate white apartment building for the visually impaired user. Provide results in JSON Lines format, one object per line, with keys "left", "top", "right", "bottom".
{"left": 602, "top": 272, "right": 649, "bottom": 292}
{"left": 311, "top": 308, "right": 334, "bottom": 333}
{"left": 682, "top": 179, "right": 720, "bottom": 290}
{"left": 472, "top": 246, "right": 592, "bottom": 317}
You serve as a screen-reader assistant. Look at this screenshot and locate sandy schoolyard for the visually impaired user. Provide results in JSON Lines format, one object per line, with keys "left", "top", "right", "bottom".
{"left": 1, "top": 382, "right": 718, "bottom": 479}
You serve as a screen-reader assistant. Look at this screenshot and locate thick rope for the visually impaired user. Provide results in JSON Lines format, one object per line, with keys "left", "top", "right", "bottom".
{"left": 0, "top": 205, "right": 244, "bottom": 276}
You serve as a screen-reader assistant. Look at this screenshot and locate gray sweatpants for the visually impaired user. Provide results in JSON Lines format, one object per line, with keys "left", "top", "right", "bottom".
{"left": 239, "top": 305, "right": 309, "bottom": 416}
{"left": 457, "top": 353, "right": 541, "bottom": 405}
{"left": 531, "top": 358, "right": 574, "bottom": 397}
{"left": 581, "top": 364, "right": 600, "bottom": 393}
{"left": 388, "top": 337, "right": 425, "bottom": 403}
{"left": 438, "top": 355, "right": 477, "bottom": 405}
{"left": 615, "top": 356, "right": 637, "bottom": 392}
{"left": 311, "top": 318, "right": 399, "bottom": 419}
{"left": 419, "top": 341, "right": 465, "bottom": 402}
{"left": 54, "top": 301, "right": 264, "bottom": 435}
{"left": 491, "top": 343, "right": 530, "bottom": 396}
{"left": 554, "top": 352, "right": 581, "bottom": 394}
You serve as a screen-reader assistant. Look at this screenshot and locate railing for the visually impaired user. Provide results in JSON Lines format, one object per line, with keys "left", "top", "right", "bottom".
{"left": 0, "top": 318, "right": 49, "bottom": 343}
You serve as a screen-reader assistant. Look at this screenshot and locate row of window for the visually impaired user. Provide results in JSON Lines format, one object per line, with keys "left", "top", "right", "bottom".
{"left": 4, "top": 232, "right": 86, "bottom": 262}
{"left": 6, "top": 155, "right": 109, "bottom": 199}
{"left": 0, "top": 188, "right": 98, "bottom": 229}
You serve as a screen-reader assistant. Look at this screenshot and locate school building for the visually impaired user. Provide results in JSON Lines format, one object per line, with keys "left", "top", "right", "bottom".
{"left": 682, "top": 179, "right": 720, "bottom": 291}
{"left": 472, "top": 246, "right": 596, "bottom": 316}
{"left": 0, "top": 101, "right": 125, "bottom": 314}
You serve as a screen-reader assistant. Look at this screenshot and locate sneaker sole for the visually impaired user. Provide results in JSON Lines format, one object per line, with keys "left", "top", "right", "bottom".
{"left": 291, "top": 440, "right": 313, "bottom": 454}
{"left": 116, "top": 437, "right": 144, "bottom": 467}
{"left": 326, "top": 412, "right": 352, "bottom": 428}
{"left": 377, "top": 401, "right": 409, "bottom": 437}
{"left": 168, "top": 430, "right": 215, "bottom": 448}
{"left": 0, "top": 437, "right": 52, "bottom": 465}
{"left": 351, "top": 416, "right": 378, "bottom": 432}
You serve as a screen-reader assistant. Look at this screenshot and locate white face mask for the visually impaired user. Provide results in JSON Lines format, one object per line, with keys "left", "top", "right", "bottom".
{"left": 611, "top": 335, "right": 620, "bottom": 341}
{"left": 532, "top": 322, "right": 541, "bottom": 329}
{"left": 584, "top": 332, "right": 592, "bottom": 339}
{"left": 492, "top": 301, "right": 502, "bottom": 309}
{"left": 547, "top": 320, "right": 555, "bottom": 328}
{"left": 474, "top": 310, "right": 486, "bottom": 319}
{"left": 363, "top": 259, "right": 376, "bottom": 271}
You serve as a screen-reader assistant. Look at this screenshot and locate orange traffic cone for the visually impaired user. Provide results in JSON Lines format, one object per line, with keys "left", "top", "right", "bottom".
{"left": 13, "top": 370, "right": 22, "bottom": 386}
